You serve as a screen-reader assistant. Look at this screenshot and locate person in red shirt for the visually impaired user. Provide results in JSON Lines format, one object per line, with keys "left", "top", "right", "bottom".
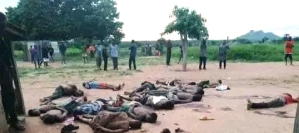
{"left": 247, "top": 93, "right": 299, "bottom": 110}
{"left": 285, "top": 37, "right": 295, "bottom": 65}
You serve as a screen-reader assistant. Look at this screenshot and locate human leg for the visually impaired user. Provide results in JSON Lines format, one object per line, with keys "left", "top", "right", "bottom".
{"left": 289, "top": 54, "right": 293, "bottom": 65}
{"left": 203, "top": 57, "right": 207, "bottom": 69}
{"left": 199, "top": 57, "right": 203, "bottom": 70}
{"left": 129, "top": 57, "right": 132, "bottom": 70}
{"left": 224, "top": 59, "right": 226, "bottom": 69}
{"left": 219, "top": 61, "right": 222, "bottom": 69}
{"left": 104, "top": 58, "right": 108, "bottom": 71}
{"left": 133, "top": 57, "right": 136, "bottom": 70}
{"left": 285, "top": 54, "right": 288, "bottom": 65}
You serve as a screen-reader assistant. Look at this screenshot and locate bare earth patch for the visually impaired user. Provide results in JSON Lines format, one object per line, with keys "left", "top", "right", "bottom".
{"left": 19, "top": 62, "right": 299, "bottom": 133}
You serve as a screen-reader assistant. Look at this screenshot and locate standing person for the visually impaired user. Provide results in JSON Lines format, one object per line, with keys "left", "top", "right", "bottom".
{"left": 129, "top": 40, "right": 137, "bottom": 70}
{"left": 82, "top": 46, "right": 88, "bottom": 64}
{"left": 95, "top": 44, "right": 102, "bottom": 69}
{"left": 89, "top": 45, "right": 95, "bottom": 59}
{"left": 32, "top": 45, "right": 41, "bottom": 69}
{"left": 59, "top": 42, "right": 67, "bottom": 64}
{"left": 166, "top": 40, "right": 172, "bottom": 66}
{"left": 29, "top": 45, "right": 34, "bottom": 63}
{"left": 0, "top": 12, "right": 25, "bottom": 131}
{"left": 110, "top": 44, "right": 119, "bottom": 70}
{"left": 219, "top": 41, "right": 229, "bottom": 69}
{"left": 199, "top": 39, "right": 208, "bottom": 70}
{"left": 102, "top": 45, "right": 109, "bottom": 71}
{"left": 41, "top": 44, "right": 49, "bottom": 67}
{"left": 48, "top": 45, "right": 54, "bottom": 62}
{"left": 285, "top": 36, "right": 295, "bottom": 66}
{"left": 178, "top": 44, "right": 183, "bottom": 64}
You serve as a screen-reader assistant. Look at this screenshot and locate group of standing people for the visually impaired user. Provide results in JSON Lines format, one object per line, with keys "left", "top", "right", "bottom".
{"left": 88, "top": 40, "right": 137, "bottom": 71}
{"left": 29, "top": 42, "right": 67, "bottom": 69}
{"left": 166, "top": 39, "right": 230, "bottom": 70}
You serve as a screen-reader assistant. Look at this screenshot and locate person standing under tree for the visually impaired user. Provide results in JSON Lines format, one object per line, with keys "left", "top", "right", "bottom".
{"left": 166, "top": 40, "right": 172, "bottom": 66}
{"left": 0, "top": 12, "right": 26, "bottom": 131}
{"left": 199, "top": 39, "right": 208, "bottom": 70}
{"left": 41, "top": 44, "right": 49, "bottom": 67}
{"left": 48, "top": 44, "right": 54, "bottom": 62}
{"left": 102, "top": 45, "right": 109, "bottom": 71}
{"left": 29, "top": 45, "right": 34, "bottom": 63}
{"left": 129, "top": 40, "right": 137, "bottom": 70}
{"left": 178, "top": 44, "right": 183, "bottom": 64}
{"left": 110, "top": 43, "right": 119, "bottom": 70}
{"left": 219, "top": 40, "right": 229, "bottom": 69}
{"left": 95, "top": 44, "right": 102, "bottom": 70}
{"left": 59, "top": 42, "right": 67, "bottom": 64}
{"left": 285, "top": 36, "right": 294, "bottom": 66}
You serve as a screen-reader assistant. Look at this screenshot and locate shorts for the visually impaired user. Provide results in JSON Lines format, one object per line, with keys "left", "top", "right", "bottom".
{"left": 285, "top": 54, "right": 292, "bottom": 59}
{"left": 100, "top": 83, "right": 107, "bottom": 88}
{"left": 43, "top": 58, "right": 49, "bottom": 62}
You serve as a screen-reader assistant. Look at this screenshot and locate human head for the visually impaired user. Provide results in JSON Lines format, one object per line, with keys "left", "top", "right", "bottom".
{"left": 82, "top": 82, "right": 90, "bottom": 89}
{"left": 0, "top": 12, "right": 7, "bottom": 36}
{"left": 28, "top": 109, "right": 41, "bottom": 116}
{"left": 160, "top": 100, "right": 174, "bottom": 110}
{"left": 131, "top": 40, "right": 135, "bottom": 43}
{"left": 129, "top": 120, "right": 142, "bottom": 129}
{"left": 42, "top": 115, "right": 56, "bottom": 124}
{"left": 30, "top": 45, "right": 32, "bottom": 48}
{"left": 283, "top": 93, "right": 292, "bottom": 98}
{"left": 145, "top": 112, "right": 158, "bottom": 123}
{"left": 168, "top": 40, "right": 171, "bottom": 43}
{"left": 74, "top": 90, "right": 84, "bottom": 97}
{"left": 288, "top": 36, "right": 292, "bottom": 41}
{"left": 218, "top": 80, "right": 222, "bottom": 85}
{"left": 161, "top": 128, "right": 171, "bottom": 133}
{"left": 192, "top": 94, "right": 202, "bottom": 101}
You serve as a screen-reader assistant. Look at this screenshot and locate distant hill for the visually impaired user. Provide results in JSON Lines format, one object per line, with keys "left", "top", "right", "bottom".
{"left": 237, "top": 30, "right": 281, "bottom": 41}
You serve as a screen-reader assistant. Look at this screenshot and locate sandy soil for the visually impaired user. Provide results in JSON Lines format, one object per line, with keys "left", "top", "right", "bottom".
{"left": 18, "top": 62, "right": 299, "bottom": 133}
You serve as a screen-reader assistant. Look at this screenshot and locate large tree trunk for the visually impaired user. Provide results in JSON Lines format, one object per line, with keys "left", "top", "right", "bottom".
{"left": 181, "top": 32, "right": 188, "bottom": 71}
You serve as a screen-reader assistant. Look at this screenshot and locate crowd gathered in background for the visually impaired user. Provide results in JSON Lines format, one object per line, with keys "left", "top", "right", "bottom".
{"left": 28, "top": 36, "right": 295, "bottom": 70}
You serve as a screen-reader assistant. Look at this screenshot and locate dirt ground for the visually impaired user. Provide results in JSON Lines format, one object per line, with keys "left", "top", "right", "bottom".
{"left": 18, "top": 61, "right": 299, "bottom": 133}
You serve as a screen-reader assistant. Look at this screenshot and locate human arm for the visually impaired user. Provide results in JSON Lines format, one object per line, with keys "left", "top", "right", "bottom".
{"left": 127, "top": 106, "right": 140, "bottom": 120}
{"left": 94, "top": 123, "right": 129, "bottom": 133}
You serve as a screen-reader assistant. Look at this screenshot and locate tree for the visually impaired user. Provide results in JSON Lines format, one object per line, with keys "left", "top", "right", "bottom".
{"left": 6, "top": 0, "right": 124, "bottom": 42}
{"left": 163, "top": 6, "right": 208, "bottom": 70}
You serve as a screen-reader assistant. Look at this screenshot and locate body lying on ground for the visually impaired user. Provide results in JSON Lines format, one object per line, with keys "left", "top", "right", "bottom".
{"left": 76, "top": 111, "right": 142, "bottom": 133}
{"left": 83, "top": 81, "right": 125, "bottom": 91}
{"left": 40, "top": 84, "right": 84, "bottom": 103}
{"left": 118, "top": 94, "right": 174, "bottom": 110}
{"left": 106, "top": 100, "right": 158, "bottom": 123}
{"left": 247, "top": 93, "right": 299, "bottom": 110}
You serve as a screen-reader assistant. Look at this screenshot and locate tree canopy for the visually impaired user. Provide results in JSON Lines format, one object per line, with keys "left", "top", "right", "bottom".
{"left": 6, "top": 0, "right": 124, "bottom": 42}
{"left": 163, "top": 5, "right": 208, "bottom": 70}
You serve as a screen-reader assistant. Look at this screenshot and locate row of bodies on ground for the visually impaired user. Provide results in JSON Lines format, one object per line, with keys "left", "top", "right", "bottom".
{"left": 28, "top": 79, "right": 228, "bottom": 133}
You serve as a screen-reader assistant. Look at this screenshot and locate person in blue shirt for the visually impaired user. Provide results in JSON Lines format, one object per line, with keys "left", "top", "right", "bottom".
{"left": 110, "top": 44, "right": 119, "bottom": 70}
{"left": 129, "top": 40, "right": 137, "bottom": 70}
{"left": 82, "top": 81, "right": 125, "bottom": 91}
{"left": 95, "top": 44, "right": 102, "bottom": 69}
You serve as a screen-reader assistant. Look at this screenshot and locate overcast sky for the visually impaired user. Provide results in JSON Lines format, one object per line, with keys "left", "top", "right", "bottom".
{"left": 1, "top": 0, "right": 298, "bottom": 41}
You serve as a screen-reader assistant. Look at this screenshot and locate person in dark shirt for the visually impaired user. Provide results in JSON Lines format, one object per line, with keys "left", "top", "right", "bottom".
{"left": 166, "top": 40, "right": 172, "bottom": 66}
{"left": 129, "top": 40, "right": 137, "bottom": 70}
{"left": 102, "top": 45, "right": 109, "bottom": 71}
{"left": 48, "top": 45, "right": 54, "bottom": 62}
{"left": 41, "top": 44, "right": 49, "bottom": 67}
{"left": 0, "top": 12, "right": 25, "bottom": 131}
{"left": 59, "top": 42, "right": 67, "bottom": 64}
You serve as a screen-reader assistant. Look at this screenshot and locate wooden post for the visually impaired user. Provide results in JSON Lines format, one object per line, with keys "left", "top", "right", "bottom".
{"left": 0, "top": 91, "right": 9, "bottom": 133}
{"left": 293, "top": 103, "right": 299, "bottom": 133}
{"left": 9, "top": 42, "right": 26, "bottom": 115}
